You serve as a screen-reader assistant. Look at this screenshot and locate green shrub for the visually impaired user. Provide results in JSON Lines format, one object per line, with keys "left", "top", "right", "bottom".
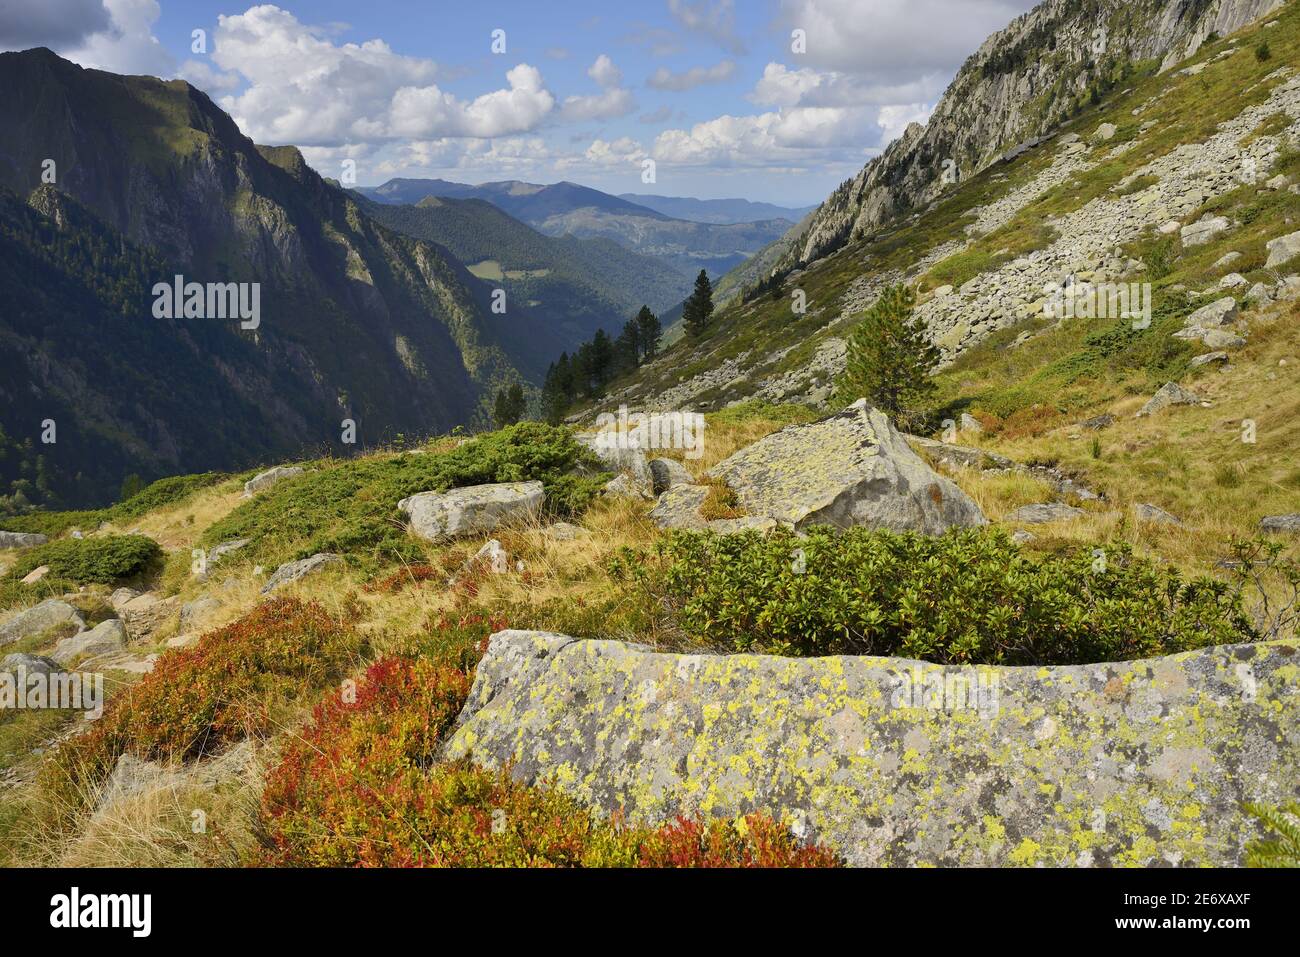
{"left": 4, "top": 535, "right": 160, "bottom": 585}
{"left": 1244, "top": 802, "right": 1300, "bottom": 867}
{"left": 0, "top": 472, "right": 226, "bottom": 537}
{"left": 201, "top": 423, "right": 605, "bottom": 570}
{"left": 611, "top": 527, "right": 1258, "bottom": 664}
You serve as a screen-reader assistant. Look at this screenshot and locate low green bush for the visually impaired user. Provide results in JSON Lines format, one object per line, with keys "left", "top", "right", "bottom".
{"left": 610, "top": 527, "right": 1258, "bottom": 665}
{"left": 4, "top": 535, "right": 161, "bottom": 585}
{"left": 1, "top": 472, "right": 227, "bottom": 537}
{"left": 201, "top": 423, "right": 606, "bottom": 570}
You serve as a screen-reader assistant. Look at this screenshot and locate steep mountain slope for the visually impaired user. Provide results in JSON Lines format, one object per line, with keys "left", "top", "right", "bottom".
{"left": 598, "top": 0, "right": 1298, "bottom": 417}
{"left": 0, "top": 48, "right": 537, "bottom": 510}
{"left": 360, "top": 177, "right": 794, "bottom": 277}
{"left": 781, "top": 0, "right": 1285, "bottom": 276}
{"left": 617, "top": 193, "right": 815, "bottom": 225}
{"left": 357, "top": 193, "right": 692, "bottom": 344}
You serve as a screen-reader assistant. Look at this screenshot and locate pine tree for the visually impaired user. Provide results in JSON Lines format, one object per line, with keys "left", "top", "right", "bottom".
{"left": 587, "top": 329, "right": 614, "bottom": 394}
{"left": 493, "top": 382, "right": 527, "bottom": 427}
{"left": 614, "top": 318, "right": 641, "bottom": 374}
{"left": 839, "top": 284, "right": 939, "bottom": 429}
{"left": 635, "top": 305, "right": 661, "bottom": 360}
{"left": 683, "top": 270, "right": 714, "bottom": 339}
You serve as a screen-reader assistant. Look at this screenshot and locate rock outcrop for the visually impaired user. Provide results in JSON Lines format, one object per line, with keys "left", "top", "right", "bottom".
{"left": 399, "top": 481, "right": 544, "bottom": 542}
{"left": 0, "top": 599, "right": 85, "bottom": 647}
{"left": 261, "top": 553, "right": 343, "bottom": 594}
{"left": 244, "top": 466, "right": 304, "bottom": 497}
{"left": 446, "top": 630, "right": 1299, "bottom": 867}
{"left": 697, "top": 402, "right": 986, "bottom": 535}
{"left": 0, "top": 531, "right": 48, "bottom": 549}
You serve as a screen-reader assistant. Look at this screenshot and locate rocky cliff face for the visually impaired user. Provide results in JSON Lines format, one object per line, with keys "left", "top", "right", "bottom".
{"left": 785, "top": 0, "right": 1284, "bottom": 272}
{"left": 0, "top": 49, "right": 546, "bottom": 507}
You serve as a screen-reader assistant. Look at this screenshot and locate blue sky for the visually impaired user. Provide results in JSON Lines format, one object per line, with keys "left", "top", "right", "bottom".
{"left": 1, "top": 0, "right": 1042, "bottom": 205}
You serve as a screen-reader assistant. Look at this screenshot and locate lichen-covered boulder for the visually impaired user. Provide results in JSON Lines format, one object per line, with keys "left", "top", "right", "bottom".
{"left": 648, "top": 458, "right": 693, "bottom": 496}
{"left": 399, "top": 481, "right": 544, "bottom": 542}
{"left": 706, "top": 401, "right": 986, "bottom": 535}
{"left": 446, "top": 631, "right": 1299, "bottom": 867}
{"left": 1007, "top": 503, "right": 1086, "bottom": 524}
{"left": 1136, "top": 382, "right": 1202, "bottom": 417}
{"left": 575, "top": 434, "right": 651, "bottom": 488}
{"left": 0, "top": 599, "right": 85, "bottom": 648}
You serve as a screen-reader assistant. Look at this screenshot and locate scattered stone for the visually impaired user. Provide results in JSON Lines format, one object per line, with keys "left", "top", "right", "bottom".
{"left": 1189, "top": 351, "right": 1229, "bottom": 368}
{"left": 0, "top": 531, "right": 48, "bottom": 549}
{"left": 208, "top": 538, "right": 250, "bottom": 563}
{"left": 1246, "top": 282, "right": 1274, "bottom": 304}
{"left": 1187, "top": 297, "right": 1239, "bottom": 329}
{"left": 1180, "top": 215, "right": 1231, "bottom": 247}
{"left": 261, "top": 553, "right": 344, "bottom": 594}
{"left": 94, "top": 754, "right": 175, "bottom": 814}
{"left": 399, "top": 481, "right": 544, "bottom": 542}
{"left": 959, "top": 413, "right": 984, "bottom": 434}
{"left": 1011, "top": 530, "right": 1036, "bottom": 544}
{"left": 445, "top": 631, "right": 1297, "bottom": 866}
{"left": 1261, "top": 514, "right": 1300, "bottom": 534}
{"left": 1093, "top": 122, "right": 1117, "bottom": 142}
{"left": 51, "top": 619, "right": 127, "bottom": 665}
{"left": 179, "top": 597, "right": 223, "bottom": 633}
{"left": 603, "top": 474, "right": 653, "bottom": 500}
{"left": 0, "top": 599, "right": 85, "bottom": 648}
{"left": 243, "top": 466, "right": 304, "bottom": 496}
{"left": 19, "top": 565, "right": 49, "bottom": 585}
{"left": 109, "top": 587, "right": 140, "bottom": 610}
{"left": 546, "top": 522, "right": 587, "bottom": 542}
{"left": 2, "top": 653, "right": 60, "bottom": 676}
{"left": 1212, "top": 251, "right": 1242, "bottom": 268}
{"left": 448, "top": 540, "right": 511, "bottom": 586}
{"left": 1135, "top": 503, "right": 1183, "bottom": 527}
{"left": 1263, "top": 175, "right": 1290, "bottom": 191}
{"left": 1006, "top": 503, "right": 1087, "bottom": 524}
{"left": 1265, "top": 229, "right": 1300, "bottom": 268}
{"left": 1275, "top": 276, "right": 1300, "bottom": 301}
{"left": 1200, "top": 329, "right": 1247, "bottom": 349}
{"left": 1081, "top": 413, "right": 1115, "bottom": 431}
{"left": 705, "top": 401, "right": 986, "bottom": 535}
{"left": 1158, "top": 220, "right": 1182, "bottom": 235}
{"left": 1136, "top": 382, "right": 1202, "bottom": 417}
{"left": 1219, "top": 272, "right": 1247, "bottom": 289}
{"left": 118, "top": 593, "right": 179, "bottom": 642}
{"left": 575, "top": 434, "right": 652, "bottom": 488}
{"left": 647, "top": 458, "right": 693, "bottom": 496}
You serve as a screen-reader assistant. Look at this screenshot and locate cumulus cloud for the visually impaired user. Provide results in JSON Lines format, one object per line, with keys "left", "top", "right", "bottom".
{"left": 0, "top": 0, "right": 111, "bottom": 49}
{"left": 653, "top": 104, "right": 876, "bottom": 169}
{"left": 647, "top": 59, "right": 735, "bottom": 92}
{"left": 587, "top": 53, "right": 621, "bottom": 88}
{"left": 178, "top": 58, "right": 241, "bottom": 93}
{"left": 667, "top": 0, "right": 747, "bottom": 55}
{"left": 558, "top": 55, "right": 635, "bottom": 122}
{"left": 578, "top": 136, "right": 648, "bottom": 168}
{"left": 749, "top": 62, "right": 947, "bottom": 110}
{"left": 211, "top": 6, "right": 559, "bottom": 145}
{"left": 778, "top": 0, "right": 1040, "bottom": 78}
{"left": 1, "top": 0, "right": 175, "bottom": 76}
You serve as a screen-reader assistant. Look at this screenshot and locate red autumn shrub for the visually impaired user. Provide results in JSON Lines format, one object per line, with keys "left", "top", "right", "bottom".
{"left": 42, "top": 597, "right": 365, "bottom": 819}
{"left": 364, "top": 563, "right": 440, "bottom": 593}
{"left": 261, "top": 654, "right": 840, "bottom": 868}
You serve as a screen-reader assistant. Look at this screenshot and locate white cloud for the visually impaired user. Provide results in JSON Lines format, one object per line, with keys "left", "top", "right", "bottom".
{"left": 778, "top": 0, "right": 1040, "bottom": 78}
{"left": 750, "top": 61, "right": 947, "bottom": 110}
{"left": 749, "top": 63, "right": 822, "bottom": 108}
{"left": 33, "top": 0, "right": 174, "bottom": 76}
{"left": 178, "top": 58, "right": 241, "bottom": 93}
{"left": 638, "top": 105, "right": 674, "bottom": 124}
{"left": 213, "top": 5, "right": 557, "bottom": 145}
{"left": 647, "top": 59, "right": 735, "bottom": 92}
{"left": 653, "top": 105, "right": 876, "bottom": 168}
{"left": 387, "top": 64, "right": 556, "bottom": 139}
{"left": 0, "top": 0, "right": 112, "bottom": 49}
{"left": 560, "top": 87, "right": 636, "bottom": 122}
{"left": 587, "top": 53, "right": 621, "bottom": 88}
{"left": 877, "top": 103, "right": 934, "bottom": 142}
{"left": 579, "top": 136, "right": 648, "bottom": 168}
{"left": 667, "top": 0, "right": 746, "bottom": 55}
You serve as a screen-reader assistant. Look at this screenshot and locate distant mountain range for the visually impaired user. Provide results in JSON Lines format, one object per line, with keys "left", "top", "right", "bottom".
{"left": 617, "top": 194, "right": 816, "bottom": 225}
{"left": 356, "top": 193, "right": 692, "bottom": 344}
{"left": 359, "top": 178, "right": 796, "bottom": 278}
{"left": 0, "top": 48, "right": 553, "bottom": 510}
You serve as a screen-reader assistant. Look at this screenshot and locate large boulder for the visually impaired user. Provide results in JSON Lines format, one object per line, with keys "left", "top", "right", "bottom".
{"left": 261, "top": 553, "right": 343, "bottom": 594}
{"left": 1261, "top": 514, "right": 1300, "bottom": 533}
{"left": 574, "top": 434, "right": 652, "bottom": 488}
{"left": 243, "top": 466, "right": 304, "bottom": 496}
{"left": 399, "top": 481, "right": 544, "bottom": 542}
{"left": 0, "top": 531, "right": 48, "bottom": 549}
{"left": 1264, "top": 229, "right": 1300, "bottom": 268}
{"left": 51, "top": 619, "right": 127, "bottom": 665}
{"left": 647, "top": 458, "right": 693, "bottom": 496}
{"left": 0, "top": 599, "right": 85, "bottom": 647}
{"left": 704, "top": 402, "right": 986, "bottom": 535}
{"left": 446, "top": 631, "right": 1298, "bottom": 867}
